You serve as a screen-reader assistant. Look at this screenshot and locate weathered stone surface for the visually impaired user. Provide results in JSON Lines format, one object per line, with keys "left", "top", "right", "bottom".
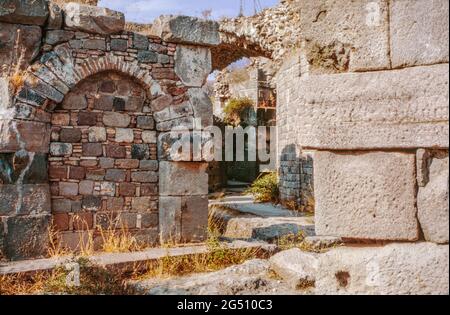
{"left": 175, "top": 45, "right": 211, "bottom": 87}
{"left": 0, "top": 78, "right": 12, "bottom": 111}
{"left": 45, "top": 30, "right": 75, "bottom": 45}
{"left": 88, "top": 127, "right": 107, "bottom": 143}
{"left": 0, "top": 184, "right": 50, "bottom": 216}
{"left": 0, "top": 23, "right": 42, "bottom": 75}
{"left": 142, "top": 131, "right": 157, "bottom": 144}
{"left": 137, "top": 51, "right": 158, "bottom": 63}
{"left": 50, "top": 142, "right": 73, "bottom": 156}
{"left": 0, "top": 120, "right": 51, "bottom": 153}
{"left": 131, "top": 144, "right": 150, "bottom": 160}
{"left": 4, "top": 215, "right": 51, "bottom": 261}
{"left": 0, "top": 152, "right": 48, "bottom": 184}
{"left": 103, "top": 112, "right": 131, "bottom": 127}
{"left": 292, "top": 64, "right": 449, "bottom": 149}
{"left": 181, "top": 195, "right": 208, "bottom": 242}
{"left": 390, "top": 0, "right": 449, "bottom": 68}
{"left": 315, "top": 243, "right": 449, "bottom": 295}
{"left": 150, "top": 15, "right": 220, "bottom": 46}
{"left": 110, "top": 38, "right": 127, "bottom": 51}
{"left": 63, "top": 2, "right": 125, "bottom": 35}
{"left": 224, "top": 217, "right": 315, "bottom": 242}
{"left": 298, "top": 0, "right": 390, "bottom": 72}
{"left": 82, "top": 38, "right": 105, "bottom": 50}
{"left": 60, "top": 128, "right": 81, "bottom": 143}
{"left": 83, "top": 143, "right": 103, "bottom": 157}
{"left": 159, "top": 196, "right": 182, "bottom": 243}
{"left": 159, "top": 162, "right": 208, "bottom": 196}
{"left": 139, "top": 160, "right": 158, "bottom": 171}
{"left": 31, "top": 64, "right": 70, "bottom": 95}
{"left": 269, "top": 248, "right": 318, "bottom": 289}
{"left": 314, "top": 151, "right": 419, "bottom": 241}
{"left": 187, "top": 88, "right": 213, "bottom": 127}
{"left": 136, "top": 259, "right": 297, "bottom": 295}
{"left": 136, "top": 116, "right": 154, "bottom": 129}
{"left": 417, "top": 152, "right": 449, "bottom": 244}
{"left": 133, "top": 33, "right": 148, "bottom": 50}
{"left": 62, "top": 93, "right": 87, "bottom": 110}
{"left": 46, "top": 2, "right": 63, "bottom": 30}
{"left": 131, "top": 171, "right": 157, "bottom": 183}
{"left": 0, "top": 0, "right": 49, "bottom": 26}
{"left": 105, "top": 144, "right": 125, "bottom": 158}
{"left": 24, "top": 75, "right": 64, "bottom": 103}
{"left": 131, "top": 197, "right": 156, "bottom": 212}
{"left": 115, "top": 128, "right": 134, "bottom": 143}
{"left": 105, "top": 169, "right": 126, "bottom": 182}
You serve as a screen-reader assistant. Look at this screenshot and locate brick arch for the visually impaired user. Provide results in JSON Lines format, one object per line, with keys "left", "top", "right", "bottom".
{"left": 17, "top": 51, "right": 166, "bottom": 115}
{"left": 71, "top": 55, "right": 164, "bottom": 100}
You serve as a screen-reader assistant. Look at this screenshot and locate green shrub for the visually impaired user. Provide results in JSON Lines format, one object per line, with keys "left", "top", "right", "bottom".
{"left": 223, "top": 97, "right": 254, "bottom": 126}
{"left": 246, "top": 172, "right": 279, "bottom": 203}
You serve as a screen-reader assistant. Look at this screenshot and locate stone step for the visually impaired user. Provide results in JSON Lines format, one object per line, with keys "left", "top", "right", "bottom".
{"left": 223, "top": 216, "right": 316, "bottom": 242}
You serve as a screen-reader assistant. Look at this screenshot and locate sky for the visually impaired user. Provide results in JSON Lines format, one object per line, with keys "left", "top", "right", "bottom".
{"left": 99, "top": 0, "right": 279, "bottom": 23}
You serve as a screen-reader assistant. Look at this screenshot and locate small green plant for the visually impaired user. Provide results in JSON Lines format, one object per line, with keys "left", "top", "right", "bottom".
{"left": 223, "top": 97, "right": 254, "bottom": 126}
{"left": 246, "top": 172, "right": 279, "bottom": 203}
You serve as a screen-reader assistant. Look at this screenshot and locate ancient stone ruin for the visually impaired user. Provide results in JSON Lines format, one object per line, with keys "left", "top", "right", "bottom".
{"left": 0, "top": 0, "right": 449, "bottom": 295}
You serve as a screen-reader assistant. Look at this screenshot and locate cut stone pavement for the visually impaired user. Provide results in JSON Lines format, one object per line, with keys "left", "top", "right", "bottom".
{"left": 209, "top": 191, "right": 315, "bottom": 242}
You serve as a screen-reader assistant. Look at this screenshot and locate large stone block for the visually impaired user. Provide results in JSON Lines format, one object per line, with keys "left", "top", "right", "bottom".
{"left": 0, "top": 23, "right": 42, "bottom": 75}
{"left": 0, "top": 120, "right": 51, "bottom": 153}
{"left": 0, "top": 0, "right": 48, "bottom": 25}
{"left": 159, "top": 196, "right": 182, "bottom": 243}
{"left": 63, "top": 2, "right": 125, "bottom": 35}
{"left": 390, "top": 0, "right": 449, "bottom": 68}
{"left": 298, "top": 0, "right": 390, "bottom": 72}
{"left": 159, "top": 161, "right": 208, "bottom": 196}
{"left": 181, "top": 195, "right": 208, "bottom": 242}
{"left": 417, "top": 151, "right": 449, "bottom": 244}
{"left": 0, "top": 152, "right": 48, "bottom": 184}
{"left": 4, "top": 215, "right": 51, "bottom": 261}
{"left": 269, "top": 248, "right": 318, "bottom": 289}
{"left": 314, "top": 151, "right": 419, "bottom": 241}
{"left": 187, "top": 88, "right": 213, "bottom": 127}
{"left": 151, "top": 15, "right": 220, "bottom": 46}
{"left": 291, "top": 64, "right": 449, "bottom": 149}
{"left": 315, "top": 243, "right": 449, "bottom": 295}
{"left": 175, "top": 45, "right": 212, "bottom": 88}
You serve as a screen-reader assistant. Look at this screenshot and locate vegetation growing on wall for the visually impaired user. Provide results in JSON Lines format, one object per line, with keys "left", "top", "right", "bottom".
{"left": 223, "top": 97, "right": 254, "bottom": 126}
{"left": 246, "top": 172, "right": 279, "bottom": 203}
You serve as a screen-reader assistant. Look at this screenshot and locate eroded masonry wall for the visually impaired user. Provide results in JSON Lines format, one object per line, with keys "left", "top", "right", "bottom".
{"left": 1, "top": 1, "right": 214, "bottom": 260}
{"left": 275, "top": 0, "right": 449, "bottom": 294}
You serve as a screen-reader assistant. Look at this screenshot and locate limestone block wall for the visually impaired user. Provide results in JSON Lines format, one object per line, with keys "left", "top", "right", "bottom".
{"left": 276, "top": 0, "right": 449, "bottom": 293}
{"left": 0, "top": 1, "right": 214, "bottom": 260}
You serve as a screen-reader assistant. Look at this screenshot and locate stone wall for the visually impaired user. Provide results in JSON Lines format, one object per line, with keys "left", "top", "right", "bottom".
{"left": 273, "top": 0, "right": 449, "bottom": 294}
{"left": 0, "top": 1, "right": 215, "bottom": 260}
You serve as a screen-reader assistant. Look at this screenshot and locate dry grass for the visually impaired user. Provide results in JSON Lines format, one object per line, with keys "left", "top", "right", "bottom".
{"left": 0, "top": 258, "right": 136, "bottom": 295}
{"left": 48, "top": 214, "right": 146, "bottom": 259}
{"left": 1, "top": 212, "right": 265, "bottom": 295}
{"left": 96, "top": 214, "right": 144, "bottom": 254}
{"left": 135, "top": 234, "right": 265, "bottom": 280}
{"left": 1, "top": 233, "right": 264, "bottom": 295}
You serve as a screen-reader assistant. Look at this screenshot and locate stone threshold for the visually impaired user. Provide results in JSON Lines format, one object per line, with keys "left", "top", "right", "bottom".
{"left": 0, "top": 240, "right": 275, "bottom": 275}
